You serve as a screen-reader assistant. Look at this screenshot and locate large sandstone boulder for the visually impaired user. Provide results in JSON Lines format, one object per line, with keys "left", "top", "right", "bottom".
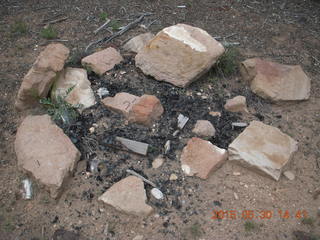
{"left": 81, "top": 47, "right": 123, "bottom": 75}
{"left": 14, "top": 115, "right": 81, "bottom": 198}
{"left": 180, "top": 138, "right": 228, "bottom": 179}
{"left": 228, "top": 121, "right": 298, "bottom": 180}
{"left": 135, "top": 24, "right": 225, "bottom": 87}
{"left": 15, "top": 44, "right": 70, "bottom": 111}
{"left": 98, "top": 176, "right": 153, "bottom": 216}
{"left": 122, "top": 32, "right": 155, "bottom": 53}
{"left": 52, "top": 67, "right": 96, "bottom": 111}
{"left": 240, "top": 58, "right": 311, "bottom": 101}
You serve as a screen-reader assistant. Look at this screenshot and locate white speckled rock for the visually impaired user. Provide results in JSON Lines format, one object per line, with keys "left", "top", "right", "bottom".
{"left": 135, "top": 24, "right": 225, "bottom": 87}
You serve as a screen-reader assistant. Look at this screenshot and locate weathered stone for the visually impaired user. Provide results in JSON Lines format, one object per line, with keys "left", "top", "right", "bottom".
{"left": 283, "top": 170, "right": 295, "bottom": 180}
{"left": 224, "top": 96, "right": 248, "bottom": 113}
{"left": 98, "top": 176, "right": 153, "bottom": 216}
{"left": 135, "top": 24, "right": 225, "bottom": 87}
{"left": 15, "top": 43, "right": 70, "bottom": 110}
{"left": 81, "top": 47, "right": 123, "bottom": 75}
{"left": 52, "top": 67, "right": 96, "bottom": 111}
{"left": 180, "top": 137, "right": 228, "bottom": 179}
{"left": 102, "top": 92, "right": 140, "bottom": 118}
{"left": 14, "top": 115, "right": 81, "bottom": 198}
{"left": 240, "top": 58, "right": 311, "bottom": 101}
{"left": 123, "top": 33, "right": 155, "bottom": 53}
{"left": 128, "top": 95, "right": 164, "bottom": 126}
{"left": 192, "top": 120, "right": 216, "bottom": 139}
{"left": 228, "top": 121, "right": 298, "bottom": 180}
{"left": 152, "top": 155, "right": 165, "bottom": 169}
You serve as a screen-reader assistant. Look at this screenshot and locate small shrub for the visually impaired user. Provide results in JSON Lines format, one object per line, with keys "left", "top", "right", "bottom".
{"left": 40, "top": 86, "right": 81, "bottom": 126}
{"left": 189, "top": 223, "right": 203, "bottom": 238}
{"left": 214, "top": 47, "right": 240, "bottom": 77}
{"left": 244, "top": 221, "right": 256, "bottom": 232}
{"left": 99, "top": 12, "right": 108, "bottom": 21}
{"left": 110, "top": 20, "right": 121, "bottom": 31}
{"left": 40, "top": 25, "right": 57, "bottom": 39}
{"left": 11, "top": 20, "right": 27, "bottom": 35}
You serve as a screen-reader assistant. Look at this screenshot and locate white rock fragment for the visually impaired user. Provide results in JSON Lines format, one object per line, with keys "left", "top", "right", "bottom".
{"left": 97, "top": 87, "right": 110, "bottom": 99}
{"left": 177, "top": 114, "right": 189, "bottom": 129}
{"left": 151, "top": 188, "right": 164, "bottom": 200}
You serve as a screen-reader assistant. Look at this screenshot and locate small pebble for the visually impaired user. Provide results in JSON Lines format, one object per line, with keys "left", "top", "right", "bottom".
{"left": 169, "top": 174, "right": 178, "bottom": 181}
{"left": 283, "top": 171, "right": 295, "bottom": 180}
{"left": 152, "top": 156, "right": 165, "bottom": 169}
{"left": 89, "top": 127, "right": 95, "bottom": 133}
{"left": 151, "top": 188, "right": 164, "bottom": 200}
{"left": 234, "top": 192, "right": 239, "bottom": 200}
{"left": 233, "top": 171, "right": 241, "bottom": 176}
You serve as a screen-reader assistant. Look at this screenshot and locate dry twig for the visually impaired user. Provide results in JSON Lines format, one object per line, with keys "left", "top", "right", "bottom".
{"left": 85, "top": 12, "right": 152, "bottom": 52}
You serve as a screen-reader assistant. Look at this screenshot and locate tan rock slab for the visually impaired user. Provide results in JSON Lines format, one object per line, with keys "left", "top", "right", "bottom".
{"left": 228, "top": 121, "right": 298, "bottom": 180}
{"left": 135, "top": 24, "right": 225, "bottom": 87}
{"left": 14, "top": 115, "right": 81, "bottom": 198}
{"left": 128, "top": 95, "right": 164, "bottom": 126}
{"left": 180, "top": 137, "right": 228, "bottom": 179}
{"left": 192, "top": 120, "right": 216, "bottom": 139}
{"left": 123, "top": 32, "right": 155, "bottom": 53}
{"left": 98, "top": 176, "right": 153, "bottom": 216}
{"left": 102, "top": 92, "right": 140, "bottom": 118}
{"left": 81, "top": 47, "right": 123, "bottom": 75}
{"left": 240, "top": 58, "right": 311, "bottom": 101}
{"left": 52, "top": 67, "right": 96, "bottom": 111}
{"left": 15, "top": 43, "right": 70, "bottom": 110}
{"left": 224, "top": 96, "right": 248, "bottom": 113}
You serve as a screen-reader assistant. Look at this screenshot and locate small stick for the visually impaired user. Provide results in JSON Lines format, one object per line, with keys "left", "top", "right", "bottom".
{"left": 94, "top": 19, "right": 111, "bottom": 34}
{"left": 126, "top": 169, "right": 157, "bottom": 188}
{"left": 47, "top": 17, "right": 68, "bottom": 25}
{"left": 48, "top": 39, "right": 69, "bottom": 42}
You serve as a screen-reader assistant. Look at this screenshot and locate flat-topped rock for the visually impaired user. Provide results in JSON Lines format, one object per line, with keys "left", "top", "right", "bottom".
{"left": 135, "top": 24, "right": 225, "bottom": 87}
{"left": 15, "top": 43, "right": 70, "bottom": 110}
{"left": 14, "top": 115, "right": 81, "bottom": 198}
{"left": 81, "top": 47, "right": 123, "bottom": 75}
{"left": 240, "top": 58, "right": 311, "bottom": 101}
{"left": 228, "top": 121, "right": 298, "bottom": 180}
{"left": 98, "top": 176, "right": 153, "bottom": 216}
{"left": 102, "top": 92, "right": 140, "bottom": 118}
{"left": 102, "top": 93, "right": 164, "bottom": 126}
{"left": 192, "top": 120, "right": 216, "bottom": 139}
{"left": 180, "top": 137, "right": 228, "bottom": 179}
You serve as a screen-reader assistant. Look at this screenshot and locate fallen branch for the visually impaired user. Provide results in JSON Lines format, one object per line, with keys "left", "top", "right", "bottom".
{"left": 94, "top": 19, "right": 111, "bottom": 34}
{"left": 85, "top": 12, "right": 152, "bottom": 52}
{"left": 126, "top": 169, "right": 157, "bottom": 188}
